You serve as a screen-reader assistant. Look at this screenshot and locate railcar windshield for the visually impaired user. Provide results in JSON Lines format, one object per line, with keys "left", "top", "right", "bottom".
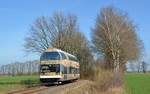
{"left": 40, "top": 52, "right": 60, "bottom": 61}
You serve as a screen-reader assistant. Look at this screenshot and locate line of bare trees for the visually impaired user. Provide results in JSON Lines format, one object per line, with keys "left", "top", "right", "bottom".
{"left": 129, "top": 61, "right": 148, "bottom": 73}
{"left": 0, "top": 60, "right": 40, "bottom": 76}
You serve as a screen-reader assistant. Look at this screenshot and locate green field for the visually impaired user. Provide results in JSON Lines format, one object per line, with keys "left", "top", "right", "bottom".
{"left": 0, "top": 75, "right": 40, "bottom": 93}
{"left": 125, "top": 73, "right": 150, "bottom": 94}
{"left": 0, "top": 75, "right": 40, "bottom": 84}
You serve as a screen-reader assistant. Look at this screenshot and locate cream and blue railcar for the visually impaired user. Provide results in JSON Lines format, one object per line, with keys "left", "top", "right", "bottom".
{"left": 40, "top": 48, "right": 80, "bottom": 84}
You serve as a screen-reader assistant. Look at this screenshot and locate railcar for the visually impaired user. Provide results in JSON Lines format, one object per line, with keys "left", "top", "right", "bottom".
{"left": 40, "top": 48, "right": 80, "bottom": 84}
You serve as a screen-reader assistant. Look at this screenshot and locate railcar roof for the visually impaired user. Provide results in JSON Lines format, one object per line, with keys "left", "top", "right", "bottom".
{"left": 44, "top": 48, "right": 76, "bottom": 58}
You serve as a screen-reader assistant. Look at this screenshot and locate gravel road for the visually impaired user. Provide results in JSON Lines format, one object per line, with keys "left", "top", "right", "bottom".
{"left": 8, "top": 80, "right": 89, "bottom": 94}
{"left": 32, "top": 80, "right": 89, "bottom": 94}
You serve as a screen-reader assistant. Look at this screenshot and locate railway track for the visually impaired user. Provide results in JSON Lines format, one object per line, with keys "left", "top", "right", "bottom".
{"left": 6, "top": 80, "right": 88, "bottom": 94}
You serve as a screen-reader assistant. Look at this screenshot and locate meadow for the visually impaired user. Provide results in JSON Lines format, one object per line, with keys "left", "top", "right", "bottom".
{"left": 125, "top": 73, "right": 150, "bottom": 94}
{"left": 0, "top": 75, "right": 40, "bottom": 93}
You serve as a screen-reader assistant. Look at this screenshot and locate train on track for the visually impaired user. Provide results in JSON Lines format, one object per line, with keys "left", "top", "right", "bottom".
{"left": 40, "top": 48, "right": 80, "bottom": 84}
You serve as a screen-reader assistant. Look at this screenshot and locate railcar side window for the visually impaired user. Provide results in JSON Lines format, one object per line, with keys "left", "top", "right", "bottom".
{"left": 56, "top": 64, "right": 60, "bottom": 73}
{"left": 67, "top": 55, "right": 78, "bottom": 62}
{"left": 60, "top": 52, "right": 67, "bottom": 60}
{"left": 64, "top": 66, "right": 67, "bottom": 74}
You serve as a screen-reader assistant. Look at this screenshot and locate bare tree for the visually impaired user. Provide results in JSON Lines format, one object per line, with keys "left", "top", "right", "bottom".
{"left": 142, "top": 61, "right": 147, "bottom": 73}
{"left": 24, "top": 12, "right": 93, "bottom": 78}
{"left": 92, "top": 6, "right": 144, "bottom": 71}
{"left": 24, "top": 12, "right": 79, "bottom": 54}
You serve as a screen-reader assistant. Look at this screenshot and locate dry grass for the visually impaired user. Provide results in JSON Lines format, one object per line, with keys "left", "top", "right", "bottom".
{"left": 65, "top": 69, "right": 125, "bottom": 94}
{"left": 93, "top": 71, "right": 124, "bottom": 91}
{"left": 0, "top": 84, "right": 25, "bottom": 94}
{"left": 64, "top": 82, "right": 124, "bottom": 94}
{"left": 93, "top": 85, "right": 124, "bottom": 94}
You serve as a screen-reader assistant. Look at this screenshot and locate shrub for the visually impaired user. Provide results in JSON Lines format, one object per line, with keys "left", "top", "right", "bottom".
{"left": 92, "top": 69, "right": 124, "bottom": 92}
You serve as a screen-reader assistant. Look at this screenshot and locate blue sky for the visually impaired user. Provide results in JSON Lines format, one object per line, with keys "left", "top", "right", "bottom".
{"left": 0, "top": 0, "right": 150, "bottom": 66}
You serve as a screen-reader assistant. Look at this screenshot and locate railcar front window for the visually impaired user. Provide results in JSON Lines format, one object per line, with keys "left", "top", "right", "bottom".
{"left": 40, "top": 65, "right": 51, "bottom": 73}
{"left": 40, "top": 52, "right": 60, "bottom": 61}
{"left": 40, "top": 64, "right": 60, "bottom": 73}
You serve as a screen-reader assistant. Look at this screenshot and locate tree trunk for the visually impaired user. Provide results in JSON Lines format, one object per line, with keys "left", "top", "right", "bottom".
{"left": 114, "top": 50, "right": 120, "bottom": 72}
